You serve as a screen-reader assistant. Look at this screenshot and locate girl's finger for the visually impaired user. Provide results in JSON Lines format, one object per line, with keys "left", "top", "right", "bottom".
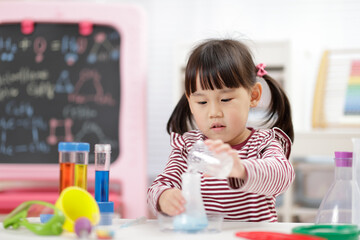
{"left": 228, "top": 149, "right": 238, "bottom": 158}
{"left": 171, "top": 189, "right": 185, "bottom": 204}
{"left": 168, "top": 206, "right": 184, "bottom": 216}
{"left": 214, "top": 144, "right": 231, "bottom": 154}
{"left": 205, "top": 139, "right": 222, "bottom": 151}
{"left": 171, "top": 196, "right": 185, "bottom": 212}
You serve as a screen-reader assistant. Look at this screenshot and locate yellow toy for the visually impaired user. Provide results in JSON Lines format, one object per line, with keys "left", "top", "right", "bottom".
{"left": 55, "top": 186, "right": 100, "bottom": 232}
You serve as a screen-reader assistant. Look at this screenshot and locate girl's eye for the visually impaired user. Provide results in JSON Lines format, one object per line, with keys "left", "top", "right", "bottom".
{"left": 221, "top": 98, "right": 232, "bottom": 102}
{"left": 198, "top": 101, "right": 207, "bottom": 105}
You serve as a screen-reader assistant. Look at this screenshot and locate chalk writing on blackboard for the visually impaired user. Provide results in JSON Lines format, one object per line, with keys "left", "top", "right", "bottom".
{"left": 0, "top": 23, "right": 121, "bottom": 164}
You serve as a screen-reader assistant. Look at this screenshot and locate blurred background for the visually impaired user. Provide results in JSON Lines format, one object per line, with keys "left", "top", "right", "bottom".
{"left": 1, "top": 0, "right": 360, "bottom": 222}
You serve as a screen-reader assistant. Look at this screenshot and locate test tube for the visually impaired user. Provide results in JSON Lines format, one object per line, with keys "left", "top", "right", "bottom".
{"left": 58, "top": 142, "right": 76, "bottom": 193}
{"left": 95, "top": 144, "right": 111, "bottom": 202}
{"left": 74, "top": 142, "right": 90, "bottom": 190}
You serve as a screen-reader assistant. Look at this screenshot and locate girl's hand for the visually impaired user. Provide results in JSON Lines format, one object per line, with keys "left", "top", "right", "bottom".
{"left": 204, "top": 139, "right": 247, "bottom": 179}
{"left": 158, "top": 188, "right": 186, "bottom": 216}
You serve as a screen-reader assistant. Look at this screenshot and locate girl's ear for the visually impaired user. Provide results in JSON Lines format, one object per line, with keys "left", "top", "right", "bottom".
{"left": 186, "top": 95, "right": 194, "bottom": 114}
{"left": 250, "top": 82, "right": 262, "bottom": 107}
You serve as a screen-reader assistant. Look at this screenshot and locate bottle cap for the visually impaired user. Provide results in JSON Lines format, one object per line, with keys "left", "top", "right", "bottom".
{"left": 58, "top": 142, "right": 78, "bottom": 152}
{"left": 334, "top": 151, "right": 353, "bottom": 167}
{"left": 58, "top": 142, "right": 90, "bottom": 152}
{"left": 95, "top": 144, "right": 111, "bottom": 153}
{"left": 97, "top": 201, "right": 114, "bottom": 213}
{"left": 335, "top": 151, "right": 353, "bottom": 159}
{"left": 97, "top": 202, "right": 114, "bottom": 225}
{"left": 76, "top": 142, "right": 90, "bottom": 152}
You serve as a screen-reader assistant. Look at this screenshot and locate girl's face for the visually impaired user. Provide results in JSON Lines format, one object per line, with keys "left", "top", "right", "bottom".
{"left": 187, "top": 77, "right": 262, "bottom": 146}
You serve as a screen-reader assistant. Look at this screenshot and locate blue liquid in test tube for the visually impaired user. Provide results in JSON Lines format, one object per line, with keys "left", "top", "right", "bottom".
{"left": 95, "top": 170, "right": 109, "bottom": 202}
{"left": 95, "top": 144, "right": 111, "bottom": 202}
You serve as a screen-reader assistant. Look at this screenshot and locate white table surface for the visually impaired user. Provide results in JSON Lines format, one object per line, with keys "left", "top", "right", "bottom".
{"left": 0, "top": 218, "right": 310, "bottom": 240}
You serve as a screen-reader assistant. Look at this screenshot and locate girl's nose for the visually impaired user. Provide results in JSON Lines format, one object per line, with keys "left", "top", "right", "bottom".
{"left": 209, "top": 103, "right": 223, "bottom": 118}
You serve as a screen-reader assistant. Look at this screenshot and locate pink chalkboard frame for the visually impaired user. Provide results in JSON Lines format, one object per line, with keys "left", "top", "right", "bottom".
{"left": 0, "top": 1, "right": 147, "bottom": 218}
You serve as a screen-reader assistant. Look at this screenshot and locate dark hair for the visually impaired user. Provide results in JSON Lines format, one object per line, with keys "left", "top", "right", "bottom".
{"left": 166, "top": 39, "right": 294, "bottom": 142}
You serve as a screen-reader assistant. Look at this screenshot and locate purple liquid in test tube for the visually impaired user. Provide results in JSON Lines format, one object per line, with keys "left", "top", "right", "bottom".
{"left": 95, "top": 144, "right": 111, "bottom": 202}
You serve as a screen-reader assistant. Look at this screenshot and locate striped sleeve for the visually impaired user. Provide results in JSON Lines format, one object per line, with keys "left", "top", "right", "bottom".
{"left": 229, "top": 128, "right": 295, "bottom": 197}
{"left": 147, "top": 132, "right": 189, "bottom": 215}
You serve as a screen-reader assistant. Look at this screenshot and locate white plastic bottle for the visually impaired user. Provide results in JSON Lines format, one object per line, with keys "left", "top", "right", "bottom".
{"left": 316, "top": 151, "right": 360, "bottom": 225}
{"left": 173, "top": 171, "right": 208, "bottom": 232}
{"left": 187, "top": 140, "right": 233, "bottom": 178}
{"left": 172, "top": 140, "right": 233, "bottom": 232}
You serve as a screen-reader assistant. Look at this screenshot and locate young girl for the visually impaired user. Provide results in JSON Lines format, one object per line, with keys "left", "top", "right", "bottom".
{"left": 147, "top": 38, "right": 295, "bottom": 222}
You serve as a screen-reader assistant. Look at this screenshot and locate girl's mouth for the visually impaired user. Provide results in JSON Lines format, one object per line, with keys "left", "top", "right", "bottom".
{"left": 211, "top": 123, "right": 225, "bottom": 130}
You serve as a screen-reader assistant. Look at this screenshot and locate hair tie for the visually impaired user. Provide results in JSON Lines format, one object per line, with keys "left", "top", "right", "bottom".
{"left": 256, "top": 63, "right": 268, "bottom": 77}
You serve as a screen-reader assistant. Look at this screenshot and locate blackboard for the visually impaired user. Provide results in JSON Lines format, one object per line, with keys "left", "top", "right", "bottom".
{"left": 0, "top": 23, "right": 121, "bottom": 164}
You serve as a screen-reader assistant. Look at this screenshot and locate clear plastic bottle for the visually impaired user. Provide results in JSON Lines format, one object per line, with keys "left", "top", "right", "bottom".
{"left": 187, "top": 140, "right": 233, "bottom": 178}
{"left": 58, "top": 142, "right": 90, "bottom": 193}
{"left": 173, "top": 171, "right": 208, "bottom": 232}
{"left": 95, "top": 144, "right": 114, "bottom": 226}
{"left": 58, "top": 142, "right": 76, "bottom": 193}
{"left": 74, "top": 143, "right": 90, "bottom": 190}
{"left": 95, "top": 144, "right": 111, "bottom": 202}
{"left": 353, "top": 138, "right": 360, "bottom": 191}
{"left": 315, "top": 151, "right": 360, "bottom": 225}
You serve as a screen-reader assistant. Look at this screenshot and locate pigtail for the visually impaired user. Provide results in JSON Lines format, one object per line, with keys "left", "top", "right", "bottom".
{"left": 262, "top": 75, "right": 294, "bottom": 142}
{"left": 166, "top": 94, "right": 195, "bottom": 135}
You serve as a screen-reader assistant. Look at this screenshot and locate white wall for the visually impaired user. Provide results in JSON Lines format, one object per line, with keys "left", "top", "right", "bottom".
{"left": 76, "top": 0, "right": 360, "bottom": 179}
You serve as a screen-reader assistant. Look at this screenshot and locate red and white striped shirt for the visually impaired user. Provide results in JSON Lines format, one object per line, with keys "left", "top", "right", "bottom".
{"left": 147, "top": 127, "right": 294, "bottom": 222}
